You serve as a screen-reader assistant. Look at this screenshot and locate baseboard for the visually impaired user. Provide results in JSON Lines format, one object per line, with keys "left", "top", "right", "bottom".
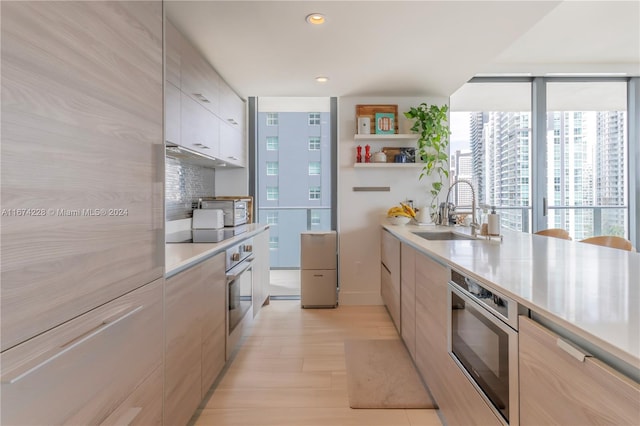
{"left": 338, "top": 291, "right": 384, "bottom": 305}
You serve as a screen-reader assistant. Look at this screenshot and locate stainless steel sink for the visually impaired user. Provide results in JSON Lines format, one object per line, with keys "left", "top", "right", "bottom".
{"left": 413, "top": 231, "right": 476, "bottom": 241}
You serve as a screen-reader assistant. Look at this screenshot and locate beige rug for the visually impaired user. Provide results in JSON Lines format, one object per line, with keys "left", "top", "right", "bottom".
{"left": 344, "top": 339, "right": 437, "bottom": 409}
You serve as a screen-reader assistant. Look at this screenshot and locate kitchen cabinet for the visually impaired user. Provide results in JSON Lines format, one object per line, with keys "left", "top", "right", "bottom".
{"left": 220, "top": 80, "right": 245, "bottom": 130}
{"left": 0, "top": 278, "right": 163, "bottom": 425}
{"left": 519, "top": 315, "right": 640, "bottom": 425}
{"left": 380, "top": 229, "right": 401, "bottom": 333}
{"left": 414, "top": 251, "right": 448, "bottom": 384}
{"left": 413, "top": 251, "right": 500, "bottom": 426}
{"left": 1, "top": 0, "right": 164, "bottom": 352}
{"left": 181, "top": 92, "right": 220, "bottom": 158}
{"left": 201, "top": 253, "right": 227, "bottom": 397}
{"left": 180, "top": 33, "right": 220, "bottom": 116}
{"left": 253, "top": 228, "right": 271, "bottom": 316}
{"left": 165, "top": 261, "right": 205, "bottom": 426}
{"left": 165, "top": 253, "right": 226, "bottom": 426}
{"left": 353, "top": 134, "right": 421, "bottom": 168}
{"left": 220, "top": 119, "right": 246, "bottom": 167}
{"left": 400, "top": 243, "right": 416, "bottom": 360}
{"left": 165, "top": 19, "right": 181, "bottom": 88}
{"left": 165, "top": 81, "right": 181, "bottom": 145}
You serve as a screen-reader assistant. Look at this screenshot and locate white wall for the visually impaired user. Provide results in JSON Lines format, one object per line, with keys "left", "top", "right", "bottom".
{"left": 337, "top": 96, "right": 449, "bottom": 305}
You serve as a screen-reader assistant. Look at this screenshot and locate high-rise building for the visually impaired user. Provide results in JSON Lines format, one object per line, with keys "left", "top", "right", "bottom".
{"left": 452, "top": 150, "right": 473, "bottom": 208}
{"left": 595, "top": 111, "right": 627, "bottom": 236}
{"left": 546, "top": 111, "right": 595, "bottom": 240}
{"left": 470, "top": 112, "right": 487, "bottom": 204}
{"left": 257, "top": 110, "right": 332, "bottom": 268}
{"left": 484, "top": 112, "right": 531, "bottom": 231}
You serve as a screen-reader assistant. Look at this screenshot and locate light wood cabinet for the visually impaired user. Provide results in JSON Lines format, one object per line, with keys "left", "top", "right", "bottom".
{"left": 180, "top": 34, "right": 220, "bottom": 116}
{"left": 413, "top": 251, "right": 500, "bottom": 426}
{"left": 380, "top": 229, "right": 401, "bottom": 333}
{"left": 165, "top": 253, "right": 227, "bottom": 426}
{"left": 201, "top": 253, "right": 227, "bottom": 396}
{"left": 519, "top": 315, "right": 640, "bottom": 426}
{"left": 400, "top": 243, "right": 417, "bottom": 360}
{"left": 414, "top": 252, "right": 449, "bottom": 385}
{"left": 1, "top": 0, "right": 164, "bottom": 352}
{"left": 181, "top": 92, "right": 220, "bottom": 158}
{"left": 0, "top": 279, "right": 163, "bottom": 425}
{"left": 165, "top": 19, "right": 181, "bottom": 88}
{"left": 165, "top": 261, "right": 205, "bottom": 426}
{"left": 253, "top": 229, "right": 271, "bottom": 316}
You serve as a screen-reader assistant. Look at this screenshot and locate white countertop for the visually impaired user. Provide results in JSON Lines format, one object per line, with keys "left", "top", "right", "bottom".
{"left": 383, "top": 223, "right": 640, "bottom": 368}
{"left": 165, "top": 223, "right": 268, "bottom": 277}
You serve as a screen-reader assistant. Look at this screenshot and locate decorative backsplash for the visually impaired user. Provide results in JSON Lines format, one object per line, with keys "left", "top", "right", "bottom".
{"left": 165, "top": 156, "right": 215, "bottom": 220}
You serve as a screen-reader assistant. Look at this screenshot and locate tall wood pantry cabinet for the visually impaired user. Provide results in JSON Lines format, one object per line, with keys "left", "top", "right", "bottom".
{"left": 1, "top": 1, "right": 164, "bottom": 423}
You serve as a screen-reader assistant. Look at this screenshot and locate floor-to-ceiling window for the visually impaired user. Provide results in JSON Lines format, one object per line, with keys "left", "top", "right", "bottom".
{"left": 450, "top": 77, "right": 638, "bottom": 247}
{"left": 450, "top": 81, "right": 532, "bottom": 231}
{"left": 545, "top": 81, "right": 628, "bottom": 240}
{"left": 253, "top": 97, "right": 335, "bottom": 297}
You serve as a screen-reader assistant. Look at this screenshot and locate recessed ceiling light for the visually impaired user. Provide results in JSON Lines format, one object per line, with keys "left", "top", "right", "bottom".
{"left": 315, "top": 76, "right": 329, "bottom": 83}
{"left": 306, "top": 13, "right": 326, "bottom": 25}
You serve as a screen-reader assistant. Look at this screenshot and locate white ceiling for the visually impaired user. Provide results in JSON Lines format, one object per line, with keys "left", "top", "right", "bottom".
{"left": 166, "top": 1, "right": 640, "bottom": 100}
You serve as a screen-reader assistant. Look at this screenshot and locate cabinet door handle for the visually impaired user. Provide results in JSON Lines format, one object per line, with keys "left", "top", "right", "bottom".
{"left": 313, "top": 274, "right": 324, "bottom": 277}
{"left": 1, "top": 306, "right": 144, "bottom": 384}
{"left": 228, "top": 156, "right": 238, "bottom": 160}
{"left": 194, "top": 93, "right": 210, "bottom": 103}
{"left": 556, "top": 337, "right": 589, "bottom": 362}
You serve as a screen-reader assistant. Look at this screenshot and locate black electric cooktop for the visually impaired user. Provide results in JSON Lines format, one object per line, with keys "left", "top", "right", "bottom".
{"left": 166, "top": 225, "right": 247, "bottom": 244}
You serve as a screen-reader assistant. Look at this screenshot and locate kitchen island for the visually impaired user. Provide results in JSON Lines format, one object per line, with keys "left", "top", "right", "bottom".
{"left": 381, "top": 223, "right": 639, "bottom": 426}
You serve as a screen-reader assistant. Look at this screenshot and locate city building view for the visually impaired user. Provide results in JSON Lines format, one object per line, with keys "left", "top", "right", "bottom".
{"left": 450, "top": 107, "right": 628, "bottom": 239}
{"left": 256, "top": 100, "right": 333, "bottom": 269}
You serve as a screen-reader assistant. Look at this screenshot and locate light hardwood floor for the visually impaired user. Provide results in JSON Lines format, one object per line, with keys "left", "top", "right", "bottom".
{"left": 191, "top": 301, "right": 442, "bottom": 426}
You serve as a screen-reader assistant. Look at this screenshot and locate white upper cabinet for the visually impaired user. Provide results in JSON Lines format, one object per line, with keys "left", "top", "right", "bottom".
{"left": 220, "top": 81, "right": 245, "bottom": 130}
{"left": 165, "top": 20, "right": 181, "bottom": 88}
{"left": 180, "top": 35, "right": 220, "bottom": 116}
{"left": 219, "top": 120, "right": 245, "bottom": 167}
{"left": 181, "top": 92, "right": 220, "bottom": 159}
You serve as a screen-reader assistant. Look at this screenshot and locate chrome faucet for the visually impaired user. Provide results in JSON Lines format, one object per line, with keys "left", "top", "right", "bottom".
{"left": 441, "top": 179, "right": 479, "bottom": 236}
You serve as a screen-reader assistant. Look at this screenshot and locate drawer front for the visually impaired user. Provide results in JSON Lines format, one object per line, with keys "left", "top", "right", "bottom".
{"left": 520, "top": 316, "right": 640, "bottom": 426}
{"left": 301, "top": 269, "right": 337, "bottom": 307}
{"left": 100, "top": 364, "right": 163, "bottom": 426}
{"left": 0, "top": 279, "right": 163, "bottom": 425}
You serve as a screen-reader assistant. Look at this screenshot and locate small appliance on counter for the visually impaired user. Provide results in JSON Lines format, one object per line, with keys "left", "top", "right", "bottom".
{"left": 192, "top": 209, "right": 224, "bottom": 230}
{"left": 201, "top": 199, "right": 248, "bottom": 227}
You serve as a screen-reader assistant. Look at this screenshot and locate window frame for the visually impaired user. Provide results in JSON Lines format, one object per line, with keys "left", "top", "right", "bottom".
{"left": 456, "top": 76, "right": 638, "bottom": 247}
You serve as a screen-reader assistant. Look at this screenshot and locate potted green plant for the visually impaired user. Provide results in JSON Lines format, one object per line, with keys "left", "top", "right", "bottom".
{"left": 403, "top": 103, "right": 451, "bottom": 222}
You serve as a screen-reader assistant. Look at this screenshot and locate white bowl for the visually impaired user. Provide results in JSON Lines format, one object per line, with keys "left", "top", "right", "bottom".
{"left": 388, "top": 216, "right": 411, "bottom": 225}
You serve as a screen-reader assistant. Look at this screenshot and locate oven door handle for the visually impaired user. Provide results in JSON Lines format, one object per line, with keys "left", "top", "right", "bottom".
{"left": 226, "top": 256, "right": 255, "bottom": 283}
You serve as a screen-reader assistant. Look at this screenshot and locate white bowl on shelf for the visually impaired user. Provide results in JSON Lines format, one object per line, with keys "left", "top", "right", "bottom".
{"left": 388, "top": 216, "right": 411, "bottom": 225}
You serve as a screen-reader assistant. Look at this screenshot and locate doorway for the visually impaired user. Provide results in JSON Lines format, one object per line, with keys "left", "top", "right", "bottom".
{"left": 251, "top": 97, "right": 336, "bottom": 298}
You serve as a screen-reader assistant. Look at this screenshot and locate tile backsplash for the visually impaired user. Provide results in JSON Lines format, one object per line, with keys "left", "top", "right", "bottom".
{"left": 165, "top": 156, "right": 215, "bottom": 220}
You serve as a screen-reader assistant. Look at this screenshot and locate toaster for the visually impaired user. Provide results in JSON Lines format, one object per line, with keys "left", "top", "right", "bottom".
{"left": 192, "top": 209, "right": 224, "bottom": 229}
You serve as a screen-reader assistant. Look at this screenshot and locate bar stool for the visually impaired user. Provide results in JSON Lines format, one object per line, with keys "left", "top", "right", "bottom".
{"left": 534, "top": 228, "right": 572, "bottom": 240}
{"left": 579, "top": 236, "right": 634, "bottom": 252}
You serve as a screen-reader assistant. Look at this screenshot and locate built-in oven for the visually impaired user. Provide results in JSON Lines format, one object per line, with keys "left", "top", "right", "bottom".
{"left": 448, "top": 269, "right": 522, "bottom": 425}
{"left": 225, "top": 238, "right": 253, "bottom": 359}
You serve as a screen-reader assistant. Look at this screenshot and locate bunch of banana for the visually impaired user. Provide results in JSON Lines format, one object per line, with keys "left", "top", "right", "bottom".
{"left": 387, "top": 203, "right": 416, "bottom": 219}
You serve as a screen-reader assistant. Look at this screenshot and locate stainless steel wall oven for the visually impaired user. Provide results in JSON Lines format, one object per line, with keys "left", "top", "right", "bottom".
{"left": 448, "top": 269, "right": 522, "bottom": 425}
